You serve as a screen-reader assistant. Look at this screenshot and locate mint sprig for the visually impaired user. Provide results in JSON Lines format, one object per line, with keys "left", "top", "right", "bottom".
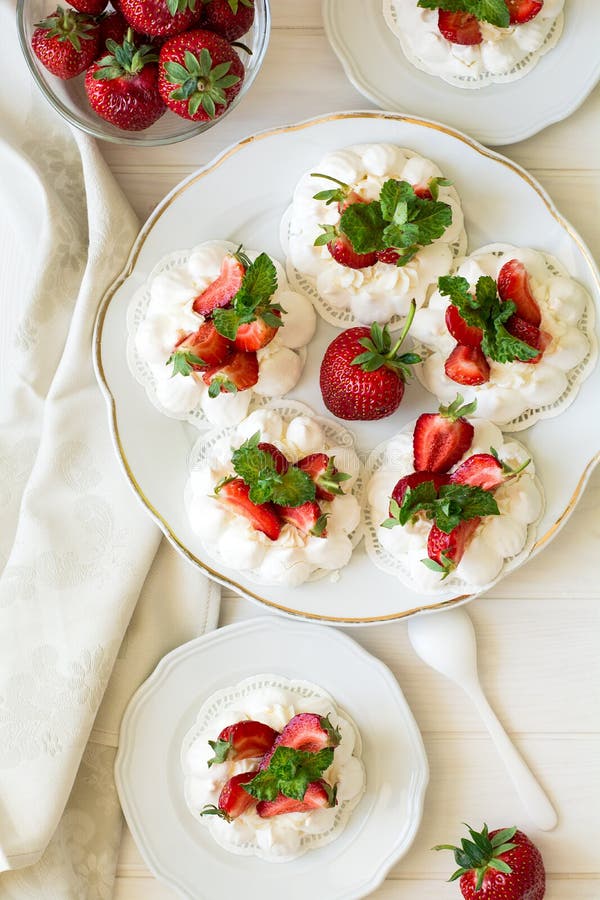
{"left": 438, "top": 275, "right": 540, "bottom": 364}
{"left": 417, "top": 0, "right": 510, "bottom": 28}
{"left": 383, "top": 481, "right": 499, "bottom": 533}
{"left": 242, "top": 746, "right": 334, "bottom": 802}
{"left": 231, "top": 433, "right": 315, "bottom": 507}
{"left": 212, "top": 253, "right": 283, "bottom": 340}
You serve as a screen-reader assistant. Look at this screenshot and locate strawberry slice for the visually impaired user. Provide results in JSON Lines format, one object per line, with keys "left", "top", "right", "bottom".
{"left": 259, "top": 712, "right": 341, "bottom": 771}
{"left": 427, "top": 517, "right": 481, "bottom": 576}
{"left": 450, "top": 454, "right": 504, "bottom": 490}
{"left": 234, "top": 314, "right": 280, "bottom": 352}
{"left": 506, "top": 0, "right": 543, "bottom": 24}
{"left": 497, "top": 259, "right": 541, "bottom": 326}
{"left": 445, "top": 344, "right": 491, "bottom": 386}
{"left": 256, "top": 779, "right": 336, "bottom": 819}
{"left": 202, "top": 349, "right": 259, "bottom": 394}
{"left": 296, "top": 453, "right": 348, "bottom": 502}
{"left": 445, "top": 304, "right": 483, "bottom": 347}
{"left": 506, "top": 315, "right": 550, "bottom": 364}
{"left": 390, "top": 471, "right": 452, "bottom": 509}
{"left": 413, "top": 183, "right": 433, "bottom": 200}
{"left": 375, "top": 247, "right": 401, "bottom": 265}
{"left": 438, "top": 10, "right": 482, "bottom": 45}
{"left": 208, "top": 720, "right": 280, "bottom": 766}
{"left": 174, "top": 322, "right": 232, "bottom": 368}
{"left": 279, "top": 501, "right": 326, "bottom": 537}
{"left": 200, "top": 772, "right": 256, "bottom": 822}
{"left": 413, "top": 397, "right": 475, "bottom": 474}
{"left": 193, "top": 254, "right": 245, "bottom": 316}
{"left": 257, "top": 442, "right": 289, "bottom": 475}
{"left": 328, "top": 233, "right": 377, "bottom": 269}
{"left": 216, "top": 478, "right": 281, "bottom": 540}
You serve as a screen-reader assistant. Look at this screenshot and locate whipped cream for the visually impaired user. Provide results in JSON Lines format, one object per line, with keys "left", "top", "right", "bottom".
{"left": 383, "top": 0, "right": 564, "bottom": 88}
{"left": 130, "top": 240, "right": 317, "bottom": 428}
{"left": 186, "top": 408, "right": 362, "bottom": 586}
{"left": 411, "top": 244, "right": 592, "bottom": 428}
{"left": 182, "top": 675, "right": 365, "bottom": 862}
{"left": 284, "top": 143, "right": 466, "bottom": 326}
{"left": 366, "top": 418, "right": 544, "bottom": 594}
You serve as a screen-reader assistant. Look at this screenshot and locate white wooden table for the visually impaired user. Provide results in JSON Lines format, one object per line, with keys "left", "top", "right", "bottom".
{"left": 107, "top": 2, "right": 600, "bottom": 896}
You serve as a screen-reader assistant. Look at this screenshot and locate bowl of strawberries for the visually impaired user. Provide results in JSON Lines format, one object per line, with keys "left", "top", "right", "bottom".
{"left": 16, "top": 0, "right": 269, "bottom": 144}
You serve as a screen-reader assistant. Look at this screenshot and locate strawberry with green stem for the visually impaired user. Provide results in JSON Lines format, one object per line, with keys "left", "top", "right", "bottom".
{"left": 296, "top": 454, "right": 351, "bottom": 502}
{"left": 202, "top": 0, "right": 254, "bottom": 41}
{"left": 120, "top": 0, "right": 203, "bottom": 38}
{"left": 166, "top": 322, "right": 231, "bottom": 377}
{"left": 32, "top": 7, "right": 99, "bottom": 79}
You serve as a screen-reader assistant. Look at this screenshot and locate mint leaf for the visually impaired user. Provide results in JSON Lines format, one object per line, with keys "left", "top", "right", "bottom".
{"left": 339, "top": 202, "right": 387, "bottom": 253}
{"left": 417, "top": 0, "right": 509, "bottom": 27}
{"left": 212, "top": 307, "right": 240, "bottom": 340}
{"left": 270, "top": 467, "right": 316, "bottom": 508}
{"left": 406, "top": 197, "right": 453, "bottom": 244}
{"left": 397, "top": 480, "right": 438, "bottom": 525}
{"left": 243, "top": 746, "right": 334, "bottom": 802}
{"left": 213, "top": 252, "right": 281, "bottom": 341}
{"left": 237, "top": 252, "right": 277, "bottom": 304}
{"left": 230, "top": 434, "right": 315, "bottom": 507}
{"left": 391, "top": 480, "right": 499, "bottom": 534}
{"left": 380, "top": 179, "right": 415, "bottom": 221}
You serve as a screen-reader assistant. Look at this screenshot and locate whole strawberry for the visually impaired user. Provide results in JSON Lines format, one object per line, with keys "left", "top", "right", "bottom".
{"left": 31, "top": 6, "right": 99, "bottom": 79}
{"left": 435, "top": 824, "right": 545, "bottom": 900}
{"left": 69, "top": 0, "right": 108, "bottom": 15}
{"left": 159, "top": 30, "right": 244, "bottom": 120}
{"left": 85, "top": 30, "right": 165, "bottom": 130}
{"left": 319, "top": 301, "right": 420, "bottom": 420}
{"left": 203, "top": 0, "right": 254, "bottom": 41}
{"left": 120, "top": 0, "right": 203, "bottom": 37}
{"left": 98, "top": 10, "right": 130, "bottom": 46}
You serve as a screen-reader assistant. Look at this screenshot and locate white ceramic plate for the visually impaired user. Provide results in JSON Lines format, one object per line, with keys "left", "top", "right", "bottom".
{"left": 115, "top": 616, "right": 429, "bottom": 900}
{"left": 322, "top": 0, "right": 600, "bottom": 146}
{"left": 94, "top": 111, "right": 600, "bottom": 624}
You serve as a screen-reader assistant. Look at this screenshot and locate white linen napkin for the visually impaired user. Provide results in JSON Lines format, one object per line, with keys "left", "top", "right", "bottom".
{"left": 0, "top": 0, "right": 220, "bottom": 890}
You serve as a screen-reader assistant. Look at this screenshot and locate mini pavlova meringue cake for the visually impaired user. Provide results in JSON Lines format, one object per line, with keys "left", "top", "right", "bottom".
{"left": 128, "top": 240, "right": 317, "bottom": 428}
{"left": 185, "top": 405, "right": 363, "bottom": 586}
{"left": 411, "top": 244, "right": 595, "bottom": 429}
{"left": 383, "top": 0, "right": 564, "bottom": 89}
{"left": 282, "top": 143, "right": 466, "bottom": 328}
{"left": 365, "top": 396, "right": 544, "bottom": 594}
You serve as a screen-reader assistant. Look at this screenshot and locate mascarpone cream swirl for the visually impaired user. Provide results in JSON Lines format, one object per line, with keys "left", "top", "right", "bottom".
{"left": 131, "top": 240, "right": 317, "bottom": 428}
{"left": 383, "top": 0, "right": 564, "bottom": 88}
{"left": 186, "top": 409, "right": 362, "bottom": 586}
{"left": 366, "top": 418, "right": 543, "bottom": 594}
{"left": 284, "top": 143, "right": 466, "bottom": 326}
{"left": 182, "top": 676, "right": 366, "bottom": 862}
{"left": 411, "top": 244, "right": 592, "bottom": 428}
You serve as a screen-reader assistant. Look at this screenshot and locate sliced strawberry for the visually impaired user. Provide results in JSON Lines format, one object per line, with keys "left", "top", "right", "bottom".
{"left": 279, "top": 501, "right": 326, "bottom": 537}
{"left": 390, "top": 471, "right": 452, "bottom": 510}
{"left": 174, "top": 322, "right": 232, "bottom": 368}
{"left": 497, "top": 259, "right": 541, "bottom": 326}
{"left": 413, "top": 397, "right": 475, "bottom": 474}
{"left": 209, "top": 720, "right": 280, "bottom": 766}
{"left": 193, "top": 254, "right": 245, "bottom": 316}
{"left": 445, "top": 304, "right": 483, "bottom": 347}
{"left": 438, "top": 9, "right": 482, "bottom": 45}
{"left": 216, "top": 478, "right": 281, "bottom": 540}
{"left": 328, "top": 234, "right": 377, "bottom": 269}
{"left": 445, "top": 344, "right": 490, "bottom": 386}
{"left": 202, "top": 349, "right": 259, "bottom": 394}
{"left": 450, "top": 453, "right": 504, "bottom": 490}
{"left": 413, "top": 182, "right": 433, "bottom": 200}
{"left": 506, "top": 0, "right": 543, "bottom": 24}
{"left": 505, "top": 314, "right": 550, "bottom": 364}
{"left": 257, "top": 442, "right": 289, "bottom": 475}
{"left": 296, "top": 453, "right": 348, "bottom": 502}
{"left": 375, "top": 247, "right": 401, "bottom": 265}
{"left": 234, "top": 314, "right": 280, "bottom": 352}
{"left": 276, "top": 712, "right": 341, "bottom": 752}
{"left": 256, "top": 779, "right": 336, "bottom": 819}
{"left": 427, "top": 517, "right": 481, "bottom": 575}
{"left": 200, "top": 772, "right": 256, "bottom": 822}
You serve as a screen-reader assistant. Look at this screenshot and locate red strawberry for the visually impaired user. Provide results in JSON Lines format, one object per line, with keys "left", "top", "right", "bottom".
{"left": 445, "top": 304, "right": 483, "bottom": 347}
{"left": 120, "top": 0, "right": 203, "bottom": 37}
{"left": 375, "top": 247, "right": 401, "bottom": 265}
{"left": 445, "top": 344, "right": 490, "bottom": 386}
{"left": 234, "top": 314, "right": 279, "bottom": 352}
{"left": 413, "top": 396, "right": 475, "bottom": 474}
{"left": 70, "top": 0, "right": 107, "bottom": 14}
{"left": 98, "top": 10, "right": 129, "bottom": 44}
{"left": 216, "top": 478, "right": 281, "bottom": 540}
{"left": 208, "top": 720, "right": 279, "bottom": 765}
{"left": 276, "top": 713, "right": 341, "bottom": 753}
{"left": 438, "top": 10, "right": 482, "bottom": 45}
{"left": 31, "top": 7, "right": 99, "bottom": 79}
{"left": 328, "top": 232, "right": 377, "bottom": 270}
{"left": 159, "top": 30, "right": 244, "bottom": 121}
{"left": 497, "top": 259, "right": 541, "bottom": 326}
{"left": 390, "top": 471, "right": 452, "bottom": 509}
{"left": 193, "top": 254, "right": 245, "bottom": 316}
{"left": 506, "top": 0, "right": 543, "bottom": 24}
{"left": 279, "top": 501, "right": 326, "bottom": 537}
{"left": 200, "top": 772, "right": 256, "bottom": 821}
{"left": 435, "top": 824, "right": 545, "bottom": 900}
{"left": 450, "top": 453, "right": 504, "bottom": 490}
{"left": 172, "top": 322, "right": 231, "bottom": 368}
{"left": 296, "top": 454, "right": 349, "bottom": 502}
{"left": 203, "top": 0, "right": 255, "bottom": 41}
{"left": 319, "top": 309, "right": 419, "bottom": 421}
{"left": 256, "top": 780, "right": 336, "bottom": 819}
{"left": 257, "top": 443, "right": 289, "bottom": 475}
{"left": 85, "top": 32, "right": 165, "bottom": 131}
{"left": 506, "top": 315, "right": 550, "bottom": 364}
{"left": 202, "top": 349, "right": 259, "bottom": 394}
{"left": 427, "top": 517, "right": 481, "bottom": 575}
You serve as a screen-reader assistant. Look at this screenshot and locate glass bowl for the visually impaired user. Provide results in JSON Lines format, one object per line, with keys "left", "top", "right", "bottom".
{"left": 16, "top": 0, "right": 270, "bottom": 145}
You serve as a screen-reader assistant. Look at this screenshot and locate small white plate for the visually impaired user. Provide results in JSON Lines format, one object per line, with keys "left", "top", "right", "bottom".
{"left": 322, "top": 0, "right": 600, "bottom": 146}
{"left": 115, "top": 616, "right": 429, "bottom": 900}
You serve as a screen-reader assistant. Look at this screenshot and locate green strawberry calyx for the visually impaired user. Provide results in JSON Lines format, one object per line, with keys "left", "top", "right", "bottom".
{"left": 434, "top": 823, "right": 518, "bottom": 891}
{"left": 166, "top": 0, "right": 198, "bottom": 17}
{"left": 351, "top": 299, "right": 421, "bottom": 381}
{"left": 93, "top": 30, "right": 158, "bottom": 80}
{"left": 34, "top": 5, "right": 97, "bottom": 52}
{"left": 163, "top": 47, "right": 241, "bottom": 118}
{"left": 202, "top": 0, "right": 254, "bottom": 11}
